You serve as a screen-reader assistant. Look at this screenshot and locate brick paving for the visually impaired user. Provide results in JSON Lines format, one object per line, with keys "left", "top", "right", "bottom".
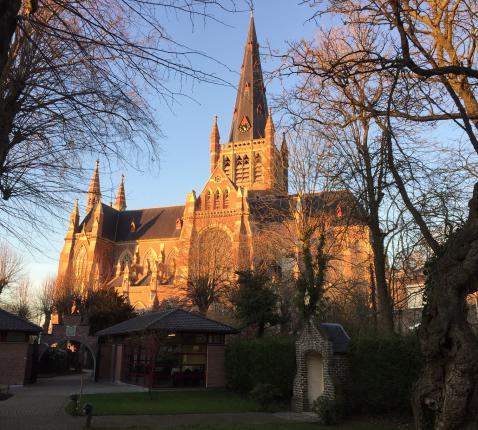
{"left": 0, "top": 373, "right": 317, "bottom": 429}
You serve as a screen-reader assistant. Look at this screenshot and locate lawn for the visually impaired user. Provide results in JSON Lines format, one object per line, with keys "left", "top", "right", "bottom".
{"left": 93, "top": 421, "right": 411, "bottom": 430}
{"left": 72, "top": 391, "right": 262, "bottom": 415}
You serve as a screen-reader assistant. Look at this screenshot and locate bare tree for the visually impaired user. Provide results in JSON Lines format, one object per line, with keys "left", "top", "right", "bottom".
{"left": 290, "top": 1, "right": 478, "bottom": 428}
{"left": 10, "top": 278, "right": 31, "bottom": 319}
{"left": 0, "top": 0, "right": 237, "bottom": 242}
{"left": 37, "top": 275, "right": 55, "bottom": 332}
{"left": 184, "top": 227, "right": 234, "bottom": 315}
{"left": 0, "top": 241, "right": 23, "bottom": 296}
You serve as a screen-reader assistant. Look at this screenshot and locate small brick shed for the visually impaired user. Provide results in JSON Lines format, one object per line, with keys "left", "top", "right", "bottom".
{"left": 0, "top": 307, "right": 42, "bottom": 386}
{"left": 292, "top": 321, "right": 350, "bottom": 412}
{"left": 95, "top": 308, "right": 238, "bottom": 389}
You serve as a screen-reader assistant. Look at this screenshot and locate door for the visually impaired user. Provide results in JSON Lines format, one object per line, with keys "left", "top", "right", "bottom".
{"left": 307, "top": 352, "right": 324, "bottom": 407}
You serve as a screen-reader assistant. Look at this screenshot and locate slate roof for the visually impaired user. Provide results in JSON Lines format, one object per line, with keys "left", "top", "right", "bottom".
{"left": 248, "top": 190, "right": 366, "bottom": 226}
{"left": 96, "top": 308, "right": 239, "bottom": 337}
{"left": 78, "top": 203, "right": 185, "bottom": 242}
{"left": 0, "top": 308, "right": 42, "bottom": 333}
{"left": 321, "top": 323, "right": 350, "bottom": 354}
{"left": 228, "top": 15, "right": 268, "bottom": 142}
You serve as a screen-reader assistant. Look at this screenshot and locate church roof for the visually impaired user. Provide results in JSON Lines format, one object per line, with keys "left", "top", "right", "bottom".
{"left": 78, "top": 203, "right": 185, "bottom": 242}
{"left": 96, "top": 308, "right": 238, "bottom": 336}
{"left": 0, "top": 307, "right": 42, "bottom": 333}
{"left": 248, "top": 190, "right": 366, "bottom": 225}
{"left": 228, "top": 15, "right": 268, "bottom": 143}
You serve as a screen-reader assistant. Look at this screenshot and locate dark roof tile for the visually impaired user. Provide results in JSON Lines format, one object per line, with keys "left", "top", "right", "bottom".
{"left": 96, "top": 308, "right": 238, "bottom": 336}
{"left": 0, "top": 308, "right": 42, "bottom": 333}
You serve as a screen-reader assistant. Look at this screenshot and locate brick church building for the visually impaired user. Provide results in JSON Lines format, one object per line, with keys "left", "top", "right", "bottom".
{"left": 56, "top": 16, "right": 372, "bottom": 311}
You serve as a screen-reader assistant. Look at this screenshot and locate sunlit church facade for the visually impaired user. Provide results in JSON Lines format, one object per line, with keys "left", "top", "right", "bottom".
{"left": 56, "top": 17, "right": 373, "bottom": 312}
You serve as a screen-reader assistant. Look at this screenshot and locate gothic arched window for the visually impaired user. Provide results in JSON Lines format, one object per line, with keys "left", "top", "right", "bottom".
{"left": 254, "top": 152, "right": 263, "bottom": 182}
{"left": 223, "top": 156, "right": 231, "bottom": 178}
{"left": 236, "top": 155, "right": 243, "bottom": 182}
{"left": 205, "top": 190, "right": 212, "bottom": 210}
{"left": 223, "top": 189, "right": 230, "bottom": 209}
{"left": 243, "top": 155, "right": 250, "bottom": 181}
{"left": 74, "top": 246, "right": 87, "bottom": 280}
{"left": 143, "top": 249, "right": 157, "bottom": 274}
{"left": 119, "top": 251, "right": 132, "bottom": 272}
{"left": 214, "top": 189, "right": 220, "bottom": 209}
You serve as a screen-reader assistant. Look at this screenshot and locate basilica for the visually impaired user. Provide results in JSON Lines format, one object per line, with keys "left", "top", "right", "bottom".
{"left": 56, "top": 17, "right": 372, "bottom": 311}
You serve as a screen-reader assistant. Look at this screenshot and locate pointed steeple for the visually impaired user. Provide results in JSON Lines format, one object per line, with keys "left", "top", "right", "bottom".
{"left": 114, "top": 175, "right": 126, "bottom": 211}
{"left": 228, "top": 15, "right": 268, "bottom": 143}
{"left": 86, "top": 160, "right": 101, "bottom": 214}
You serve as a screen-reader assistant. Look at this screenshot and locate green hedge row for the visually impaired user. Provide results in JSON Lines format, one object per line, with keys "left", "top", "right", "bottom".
{"left": 225, "top": 336, "right": 296, "bottom": 398}
{"left": 225, "top": 333, "right": 422, "bottom": 416}
{"left": 346, "top": 334, "right": 423, "bottom": 415}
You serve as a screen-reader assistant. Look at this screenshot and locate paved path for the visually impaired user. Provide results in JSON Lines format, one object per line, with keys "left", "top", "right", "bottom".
{"left": 0, "top": 372, "right": 146, "bottom": 430}
{"left": 0, "top": 373, "right": 317, "bottom": 429}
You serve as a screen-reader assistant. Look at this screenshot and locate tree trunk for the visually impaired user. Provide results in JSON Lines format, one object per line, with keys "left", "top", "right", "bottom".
{"left": 369, "top": 221, "right": 395, "bottom": 334}
{"left": 413, "top": 184, "right": 478, "bottom": 430}
{"left": 42, "top": 310, "right": 51, "bottom": 333}
{"left": 0, "top": 0, "right": 20, "bottom": 78}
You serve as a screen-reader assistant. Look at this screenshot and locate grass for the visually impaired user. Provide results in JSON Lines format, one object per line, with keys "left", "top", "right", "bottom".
{"left": 68, "top": 390, "right": 262, "bottom": 416}
{"left": 92, "top": 421, "right": 411, "bottom": 430}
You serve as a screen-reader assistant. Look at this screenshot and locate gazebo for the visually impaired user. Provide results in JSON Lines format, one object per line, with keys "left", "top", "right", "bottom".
{"left": 95, "top": 308, "right": 238, "bottom": 389}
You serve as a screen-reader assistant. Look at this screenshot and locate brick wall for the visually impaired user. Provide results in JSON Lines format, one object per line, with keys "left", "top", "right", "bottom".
{"left": 97, "top": 343, "right": 113, "bottom": 381}
{"left": 206, "top": 345, "right": 226, "bottom": 388}
{"left": 0, "top": 342, "right": 30, "bottom": 386}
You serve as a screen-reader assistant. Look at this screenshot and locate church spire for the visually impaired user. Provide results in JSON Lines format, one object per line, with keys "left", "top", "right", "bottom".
{"left": 86, "top": 160, "right": 101, "bottom": 214}
{"left": 228, "top": 15, "right": 268, "bottom": 143}
{"left": 114, "top": 175, "right": 126, "bottom": 211}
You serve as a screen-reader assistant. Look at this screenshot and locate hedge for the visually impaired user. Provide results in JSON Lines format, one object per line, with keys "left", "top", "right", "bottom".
{"left": 346, "top": 333, "right": 423, "bottom": 415}
{"left": 225, "top": 336, "right": 296, "bottom": 398}
{"left": 225, "top": 332, "right": 422, "bottom": 416}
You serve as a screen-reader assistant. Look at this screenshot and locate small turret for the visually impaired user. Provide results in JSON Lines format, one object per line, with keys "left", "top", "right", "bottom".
{"left": 69, "top": 198, "right": 79, "bottom": 232}
{"left": 265, "top": 108, "right": 275, "bottom": 146}
{"left": 86, "top": 160, "right": 101, "bottom": 214}
{"left": 114, "top": 175, "right": 127, "bottom": 211}
{"left": 281, "top": 132, "right": 289, "bottom": 193}
{"left": 210, "top": 115, "right": 220, "bottom": 174}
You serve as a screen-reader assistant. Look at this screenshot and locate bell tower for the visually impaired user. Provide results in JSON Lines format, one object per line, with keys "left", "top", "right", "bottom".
{"left": 212, "top": 15, "right": 288, "bottom": 195}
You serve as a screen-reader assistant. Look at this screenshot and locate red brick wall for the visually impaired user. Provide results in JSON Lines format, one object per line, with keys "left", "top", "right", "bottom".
{"left": 0, "top": 342, "right": 29, "bottom": 385}
{"left": 97, "top": 343, "right": 113, "bottom": 381}
{"left": 206, "top": 345, "right": 226, "bottom": 388}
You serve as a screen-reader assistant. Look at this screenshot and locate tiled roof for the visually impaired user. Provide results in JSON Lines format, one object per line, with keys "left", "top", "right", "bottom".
{"left": 0, "top": 308, "right": 42, "bottom": 333}
{"left": 321, "top": 323, "right": 350, "bottom": 354}
{"left": 78, "top": 203, "right": 185, "bottom": 242}
{"left": 96, "top": 308, "right": 239, "bottom": 336}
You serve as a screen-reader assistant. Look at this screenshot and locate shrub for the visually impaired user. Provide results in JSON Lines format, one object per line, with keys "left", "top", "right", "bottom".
{"left": 346, "top": 333, "right": 422, "bottom": 416}
{"left": 249, "top": 383, "right": 283, "bottom": 411}
{"left": 225, "top": 336, "right": 296, "bottom": 399}
{"left": 314, "top": 396, "right": 344, "bottom": 425}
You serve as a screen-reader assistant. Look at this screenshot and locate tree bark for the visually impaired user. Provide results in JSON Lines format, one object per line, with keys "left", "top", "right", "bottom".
{"left": 369, "top": 215, "right": 395, "bottom": 334}
{"left": 0, "top": 1, "right": 20, "bottom": 79}
{"left": 413, "top": 183, "right": 478, "bottom": 430}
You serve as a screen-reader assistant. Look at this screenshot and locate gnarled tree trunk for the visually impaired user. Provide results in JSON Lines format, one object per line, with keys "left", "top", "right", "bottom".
{"left": 413, "top": 184, "right": 478, "bottom": 430}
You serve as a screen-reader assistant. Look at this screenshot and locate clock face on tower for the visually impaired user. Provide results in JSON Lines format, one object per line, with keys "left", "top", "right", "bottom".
{"left": 239, "top": 116, "right": 251, "bottom": 133}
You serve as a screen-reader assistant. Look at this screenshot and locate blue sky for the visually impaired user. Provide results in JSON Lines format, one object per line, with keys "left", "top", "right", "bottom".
{"left": 13, "top": 1, "right": 318, "bottom": 289}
